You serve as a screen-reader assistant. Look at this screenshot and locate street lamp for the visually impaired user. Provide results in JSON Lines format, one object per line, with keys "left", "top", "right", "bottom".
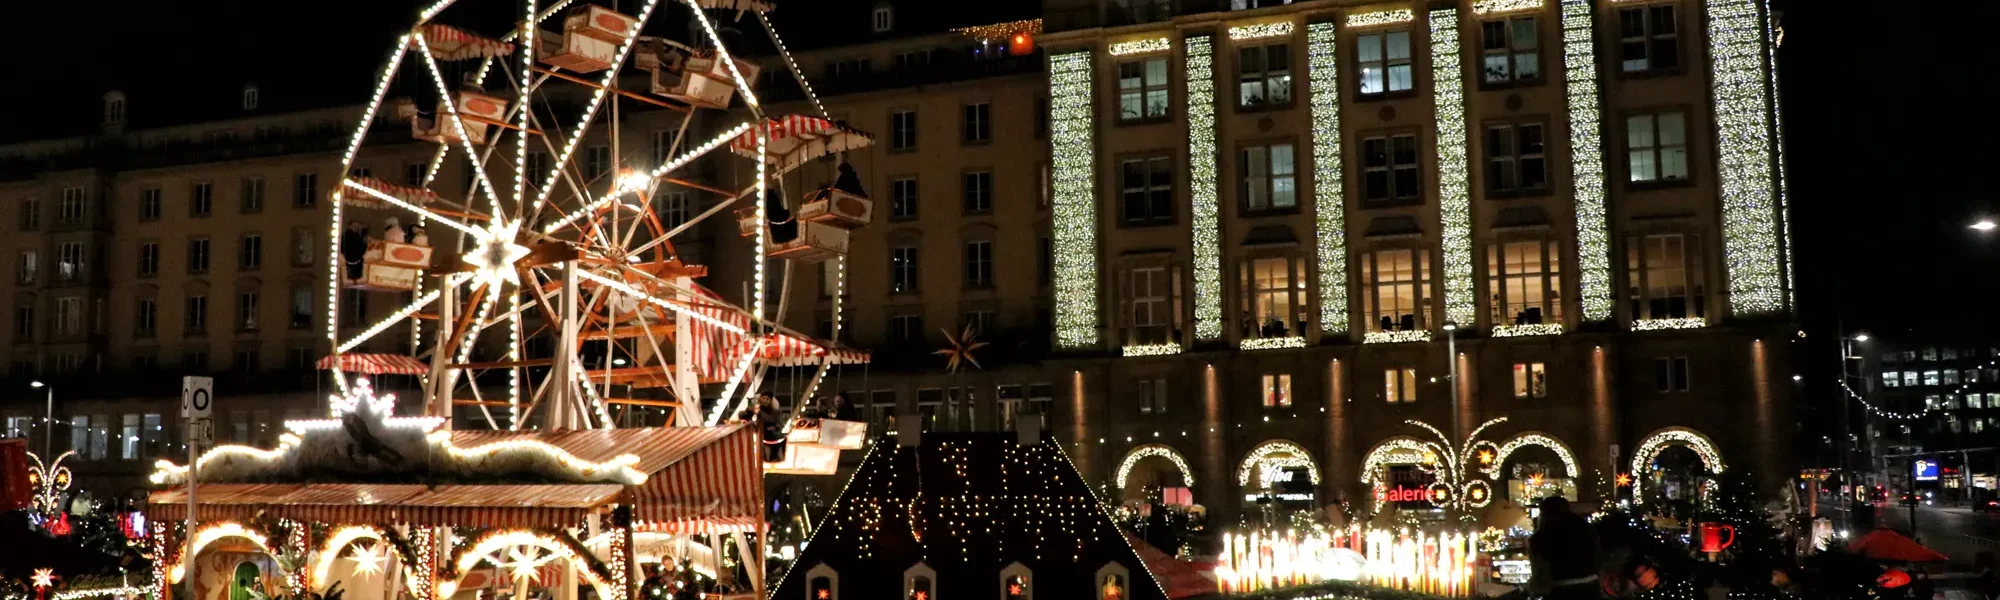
{"left": 29, "top": 380, "right": 49, "bottom": 458}
{"left": 1970, "top": 219, "right": 1996, "bottom": 232}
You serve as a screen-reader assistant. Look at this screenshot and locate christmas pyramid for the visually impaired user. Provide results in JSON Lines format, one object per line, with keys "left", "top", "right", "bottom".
{"left": 773, "top": 430, "right": 1170, "bottom": 600}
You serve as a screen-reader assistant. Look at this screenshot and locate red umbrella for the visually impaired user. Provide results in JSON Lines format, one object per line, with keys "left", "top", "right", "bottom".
{"left": 1847, "top": 529, "right": 1949, "bottom": 562}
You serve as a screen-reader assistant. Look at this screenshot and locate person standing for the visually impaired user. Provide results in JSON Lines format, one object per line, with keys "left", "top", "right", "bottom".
{"left": 1527, "top": 496, "right": 1602, "bottom": 600}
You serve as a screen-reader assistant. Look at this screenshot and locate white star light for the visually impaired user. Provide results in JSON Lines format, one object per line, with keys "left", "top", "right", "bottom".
{"left": 349, "top": 542, "right": 387, "bottom": 577}
{"left": 468, "top": 219, "right": 531, "bottom": 288}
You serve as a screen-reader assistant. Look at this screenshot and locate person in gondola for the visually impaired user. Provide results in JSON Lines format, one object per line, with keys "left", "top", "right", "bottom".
{"left": 383, "top": 216, "right": 406, "bottom": 244}
{"left": 340, "top": 220, "right": 369, "bottom": 281}
{"left": 811, "top": 162, "right": 867, "bottom": 203}
{"left": 410, "top": 224, "right": 429, "bottom": 247}
{"left": 764, "top": 187, "right": 797, "bottom": 244}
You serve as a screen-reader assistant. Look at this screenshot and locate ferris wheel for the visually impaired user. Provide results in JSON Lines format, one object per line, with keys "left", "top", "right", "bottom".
{"left": 322, "top": 0, "right": 872, "bottom": 435}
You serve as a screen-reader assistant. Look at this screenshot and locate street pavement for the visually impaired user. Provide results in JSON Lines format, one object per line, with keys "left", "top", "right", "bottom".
{"left": 1827, "top": 500, "right": 2000, "bottom": 566}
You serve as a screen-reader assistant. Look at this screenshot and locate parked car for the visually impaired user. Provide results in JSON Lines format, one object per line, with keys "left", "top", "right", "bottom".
{"left": 1975, "top": 498, "right": 2000, "bottom": 512}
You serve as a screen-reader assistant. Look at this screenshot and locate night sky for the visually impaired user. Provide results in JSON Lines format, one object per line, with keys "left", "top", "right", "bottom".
{"left": 1, "top": 0, "right": 1992, "bottom": 338}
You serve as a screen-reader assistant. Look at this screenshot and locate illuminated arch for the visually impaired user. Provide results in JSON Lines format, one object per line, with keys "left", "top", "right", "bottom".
{"left": 170, "top": 522, "right": 275, "bottom": 584}
{"left": 1115, "top": 444, "right": 1196, "bottom": 489}
{"left": 1358, "top": 436, "right": 1438, "bottom": 485}
{"left": 310, "top": 526, "right": 425, "bottom": 594}
{"left": 437, "top": 530, "right": 617, "bottom": 600}
{"left": 1630, "top": 427, "right": 1726, "bottom": 503}
{"left": 1485, "top": 431, "right": 1581, "bottom": 479}
{"left": 1236, "top": 440, "right": 1320, "bottom": 487}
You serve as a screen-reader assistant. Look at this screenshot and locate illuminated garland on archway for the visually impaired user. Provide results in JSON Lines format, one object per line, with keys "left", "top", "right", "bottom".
{"left": 1485, "top": 432, "right": 1580, "bottom": 479}
{"left": 1630, "top": 427, "right": 1725, "bottom": 503}
{"left": 1114, "top": 444, "right": 1196, "bottom": 488}
{"left": 1236, "top": 440, "right": 1321, "bottom": 486}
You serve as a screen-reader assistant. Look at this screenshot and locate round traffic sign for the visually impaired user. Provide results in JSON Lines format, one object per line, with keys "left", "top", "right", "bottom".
{"left": 189, "top": 388, "right": 211, "bottom": 412}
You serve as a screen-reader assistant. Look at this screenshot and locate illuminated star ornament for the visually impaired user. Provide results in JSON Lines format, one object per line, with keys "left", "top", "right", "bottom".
{"left": 466, "top": 219, "right": 531, "bottom": 287}
{"left": 933, "top": 325, "right": 987, "bottom": 373}
{"left": 349, "top": 542, "right": 387, "bottom": 577}
{"left": 330, "top": 378, "right": 398, "bottom": 418}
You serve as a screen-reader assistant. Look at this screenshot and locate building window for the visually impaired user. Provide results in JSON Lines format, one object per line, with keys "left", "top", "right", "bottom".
{"left": 16, "top": 251, "right": 35, "bottom": 285}
{"left": 140, "top": 188, "right": 162, "bottom": 221}
{"left": 136, "top": 298, "right": 157, "bottom": 337}
{"left": 1362, "top": 248, "right": 1431, "bottom": 332}
{"left": 287, "top": 345, "right": 313, "bottom": 371}
{"left": 405, "top": 163, "right": 426, "bottom": 186}
{"left": 1902, "top": 372, "right": 1917, "bottom": 387}
{"left": 891, "top": 110, "right": 918, "bottom": 151}
{"left": 1243, "top": 256, "right": 1301, "bottom": 339}
{"left": 188, "top": 238, "right": 210, "bottom": 274}
{"left": 58, "top": 187, "right": 85, "bottom": 225}
{"left": 962, "top": 171, "right": 993, "bottom": 214}
{"left": 1513, "top": 362, "right": 1547, "bottom": 398}
{"left": 1484, "top": 122, "right": 1548, "bottom": 194}
{"left": 19, "top": 197, "right": 37, "bottom": 231}
{"left": 240, "top": 177, "right": 265, "bottom": 213}
{"left": 57, "top": 242, "right": 84, "bottom": 283}
{"left": 585, "top": 145, "right": 611, "bottom": 180}
{"left": 105, "top": 96, "right": 124, "bottom": 124}
{"left": 1480, "top": 16, "right": 1540, "bottom": 85}
{"left": 120, "top": 414, "right": 141, "bottom": 460}
{"left": 1120, "top": 156, "right": 1174, "bottom": 225}
{"left": 1655, "top": 356, "right": 1690, "bottom": 392}
{"left": 1625, "top": 110, "right": 1689, "bottom": 183}
{"left": 890, "top": 177, "right": 919, "bottom": 220}
{"left": 963, "top": 102, "right": 991, "bottom": 143}
{"left": 963, "top": 310, "right": 995, "bottom": 335}
{"left": 351, "top": 167, "right": 371, "bottom": 179}
{"left": 291, "top": 228, "right": 313, "bottom": 266}
{"left": 88, "top": 415, "right": 109, "bottom": 460}
{"left": 890, "top": 246, "right": 919, "bottom": 293}
{"left": 294, "top": 172, "right": 318, "bottom": 208}
{"left": 1237, "top": 42, "right": 1294, "bottom": 109}
{"left": 1923, "top": 370, "right": 1940, "bottom": 386}
{"left": 872, "top": 5, "right": 892, "bottom": 32}
{"left": 1117, "top": 57, "right": 1170, "bottom": 121}
{"left": 190, "top": 182, "right": 213, "bottom": 217}
{"left": 1618, "top": 4, "right": 1680, "bottom": 73}
{"left": 1488, "top": 240, "right": 1562, "bottom": 326}
{"left": 1362, "top": 134, "right": 1421, "bottom": 205}
{"left": 291, "top": 286, "right": 312, "bottom": 329}
{"left": 185, "top": 295, "right": 208, "bottom": 334}
{"left": 1240, "top": 143, "right": 1297, "bottom": 212}
{"left": 55, "top": 297, "right": 81, "bottom": 335}
{"left": 1124, "top": 266, "right": 1177, "bottom": 345}
{"left": 1261, "top": 373, "right": 1292, "bottom": 408}
{"left": 1356, "top": 30, "right": 1414, "bottom": 95}
{"left": 1626, "top": 233, "right": 1705, "bottom": 320}
{"left": 1385, "top": 367, "right": 1417, "bottom": 403}
{"left": 341, "top": 289, "right": 366, "bottom": 327}
{"left": 889, "top": 313, "right": 924, "bottom": 343}
{"left": 964, "top": 241, "right": 994, "bottom": 288}
{"left": 237, "top": 292, "right": 259, "bottom": 331}
{"left": 239, "top": 233, "right": 262, "bottom": 270}
{"left": 234, "top": 348, "right": 259, "bottom": 371}
{"left": 894, "top": 50, "right": 932, "bottom": 71}
{"left": 652, "top": 128, "right": 680, "bottom": 165}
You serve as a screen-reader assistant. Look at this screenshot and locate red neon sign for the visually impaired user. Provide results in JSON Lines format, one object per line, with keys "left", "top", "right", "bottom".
{"left": 1380, "top": 486, "right": 1431, "bottom": 503}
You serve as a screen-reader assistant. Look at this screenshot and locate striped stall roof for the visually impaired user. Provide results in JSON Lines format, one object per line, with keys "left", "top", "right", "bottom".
{"left": 149, "top": 483, "right": 618, "bottom": 528}
{"left": 634, "top": 424, "right": 762, "bottom": 533}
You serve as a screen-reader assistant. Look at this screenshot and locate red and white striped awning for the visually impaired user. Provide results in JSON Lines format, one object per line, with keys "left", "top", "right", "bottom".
{"left": 728, "top": 115, "right": 874, "bottom": 174}
{"left": 631, "top": 424, "right": 762, "bottom": 533}
{"left": 419, "top": 24, "right": 516, "bottom": 61}
{"left": 147, "top": 483, "right": 620, "bottom": 528}
{"left": 340, "top": 177, "right": 440, "bottom": 210}
{"left": 319, "top": 353, "right": 429, "bottom": 375}
{"left": 726, "top": 333, "right": 870, "bottom": 367}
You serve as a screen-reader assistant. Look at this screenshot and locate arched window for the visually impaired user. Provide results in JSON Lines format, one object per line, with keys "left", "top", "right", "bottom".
{"left": 1096, "top": 562, "right": 1132, "bottom": 600}
{"left": 903, "top": 562, "right": 935, "bottom": 600}
{"left": 1000, "top": 562, "right": 1032, "bottom": 600}
{"left": 805, "top": 563, "right": 837, "bottom": 600}
{"left": 871, "top": 4, "right": 892, "bottom": 33}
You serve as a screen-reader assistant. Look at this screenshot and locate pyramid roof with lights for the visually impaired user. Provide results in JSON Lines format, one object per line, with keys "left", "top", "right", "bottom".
{"left": 774, "top": 429, "right": 1170, "bottom": 600}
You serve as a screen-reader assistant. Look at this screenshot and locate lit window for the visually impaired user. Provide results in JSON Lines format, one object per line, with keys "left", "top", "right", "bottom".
{"left": 1124, "top": 266, "right": 1176, "bottom": 346}
{"left": 1386, "top": 367, "right": 1417, "bottom": 403}
{"left": 1901, "top": 372, "right": 1916, "bottom": 387}
{"left": 1261, "top": 373, "right": 1292, "bottom": 408}
{"left": 1480, "top": 16, "right": 1540, "bottom": 84}
{"left": 1626, "top": 233, "right": 1704, "bottom": 320}
{"left": 1117, "top": 57, "right": 1170, "bottom": 121}
{"left": 1240, "top": 143, "right": 1297, "bottom": 212}
{"left": 1513, "top": 362, "right": 1547, "bottom": 398}
{"left": 1362, "top": 248, "right": 1431, "bottom": 333}
{"left": 1237, "top": 42, "right": 1293, "bottom": 109}
{"left": 57, "top": 242, "right": 83, "bottom": 282}
{"left": 1618, "top": 5, "right": 1680, "bottom": 73}
{"left": 1355, "top": 30, "right": 1413, "bottom": 95}
{"left": 1626, "top": 110, "right": 1689, "bottom": 183}
{"left": 1944, "top": 370, "right": 1961, "bottom": 386}
{"left": 1242, "top": 256, "right": 1301, "bottom": 339}
{"left": 1881, "top": 372, "right": 1898, "bottom": 388}
{"left": 1488, "top": 240, "right": 1562, "bottom": 326}
{"left": 1923, "top": 370, "right": 1940, "bottom": 386}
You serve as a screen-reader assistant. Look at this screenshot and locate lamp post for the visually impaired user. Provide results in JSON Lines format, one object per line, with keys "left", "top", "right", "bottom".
{"left": 30, "top": 380, "right": 49, "bottom": 458}
{"left": 1442, "top": 322, "right": 1459, "bottom": 441}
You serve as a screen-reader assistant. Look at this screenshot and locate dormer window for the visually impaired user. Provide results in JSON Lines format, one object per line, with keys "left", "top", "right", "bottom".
{"left": 243, "top": 85, "right": 260, "bottom": 111}
{"left": 806, "top": 563, "right": 838, "bottom": 600}
{"left": 1000, "top": 562, "right": 1033, "bottom": 599}
{"left": 104, "top": 93, "right": 125, "bottom": 125}
{"left": 903, "top": 563, "right": 934, "bottom": 600}
{"left": 872, "top": 4, "right": 892, "bottom": 33}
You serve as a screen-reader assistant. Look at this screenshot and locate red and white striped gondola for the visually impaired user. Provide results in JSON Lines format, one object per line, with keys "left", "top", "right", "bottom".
{"left": 316, "top": 353, "right": 429, "bottom": 375}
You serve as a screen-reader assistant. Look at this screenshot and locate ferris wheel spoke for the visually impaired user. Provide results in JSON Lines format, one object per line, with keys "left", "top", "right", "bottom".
{"left": 532, "top": 0, "right": 668, "bottom": 206}
{"left": 341, "top": 179, "right": 488, "bottom": 239}
{"left": 334, "top": 278, "right": 459, "bottom": 354}
{"left": 414, "top": 33, "right": 506, "bottom": 217}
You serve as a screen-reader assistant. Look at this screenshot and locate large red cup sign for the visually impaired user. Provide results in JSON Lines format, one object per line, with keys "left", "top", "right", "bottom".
{"left": 1697, "top": 522, "right": 1736, "bottom": 553}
